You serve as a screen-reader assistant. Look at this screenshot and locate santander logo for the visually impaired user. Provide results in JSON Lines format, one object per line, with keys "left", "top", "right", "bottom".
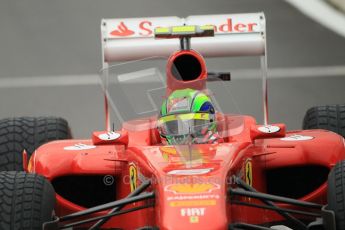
{"left": 110, "top": 21, "right": 135, "bottom": 36}
{"left": 109, "top": 18, "right": 258, "bottom": 37}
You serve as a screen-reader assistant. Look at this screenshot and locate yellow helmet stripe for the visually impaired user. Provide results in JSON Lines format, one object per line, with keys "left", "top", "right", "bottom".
{"left": 159, "top": 113, "right": 210, "bottom": 123}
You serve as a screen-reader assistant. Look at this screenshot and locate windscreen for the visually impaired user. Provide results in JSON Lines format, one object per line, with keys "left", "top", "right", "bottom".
{"left": 99, "top": 56, "right": 263, "bottom": 142}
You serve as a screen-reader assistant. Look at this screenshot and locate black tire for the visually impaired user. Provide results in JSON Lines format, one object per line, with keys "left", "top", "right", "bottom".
{"left": 328, "top": 160, "right": 345, "bottom": 230}
{"left": 303, "top": 105, "right": 345, "bottom": 138}
{"left": 0, "top": 171, "right": 55, "bottom": 230}
{"left": 0, "top": 117, "right": 71, "bottom": 171}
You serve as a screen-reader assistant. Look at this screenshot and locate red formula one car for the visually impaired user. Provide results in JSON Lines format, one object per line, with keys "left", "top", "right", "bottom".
{"left": 1, "top": 13, "right": 345, "bottom": 230}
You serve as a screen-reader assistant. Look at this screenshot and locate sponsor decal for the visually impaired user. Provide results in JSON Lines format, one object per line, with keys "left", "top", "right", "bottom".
{"left": 181, "top": 207, "right": 205, "bottom": 216}
{"left": 64, "top": 143, "right": 96, "bottom": 151}
{"left": 181, "top": 207, "right": 206, "bottom": 222}
{"left": 98, "top": 131, "right": 121, "bottom": 141}
{"left": 160, "top": 146, "right": 178, "bottom": 155}
{"left": 258, "top": 125, "right": 280, "bottom": 134}
{"left": 281, "top": 135, "right": 314, "bottom": 141}
{"left": 110, "top": 22, "right": 135, "bottom": 37}
{"left": 165, "top": 182, "right": 220, "bottom": 194}
{"left": 167, "top": 194, "right": 220, "bottom": 201}
{"left": 213, "top": 18, "right": 257, "bottom": 33}
{"left": 160, "top": 146, "right": 178, "bottom": 161}
{"left": 245, "top": 159, "right": 253, "bottom": 187}
{"left": 167, "top": 168, "right": 213, "bottom": 175}
{"left": 170, "top": 199, "right": 216, "bottom": 207}
{"left": 169, "top": 98, "right": 189, "bottom": 112}
{"left": 108, "top": 17, "right": 259, "bottom": 38}
{"left": 129, "top": 163, "right": 137, "bottom": 192}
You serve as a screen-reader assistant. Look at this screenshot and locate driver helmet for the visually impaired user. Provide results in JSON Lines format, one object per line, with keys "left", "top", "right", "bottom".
{"left": 157, "top": 88, "right": 218, "bottom": 145}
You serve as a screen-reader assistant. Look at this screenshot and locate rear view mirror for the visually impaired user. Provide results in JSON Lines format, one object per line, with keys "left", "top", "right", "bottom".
{"left": 250, "top": 124, "right": 286, "bottom": 141}
{"left": 92, "top": 131, "right": 128, "bottom": 147}
{"left": 207, "top": 72, "right": 231, "bottom": 81}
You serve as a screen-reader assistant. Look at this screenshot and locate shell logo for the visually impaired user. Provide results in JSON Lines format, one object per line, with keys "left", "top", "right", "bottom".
{"left": 160, "top": 146, "right": 177, "bottom": 155}
{"left": 160, "top": 146, "right": 178, "bottom": 161}
{"left": 165, "top": 183, "right": 220, "bottom": 194}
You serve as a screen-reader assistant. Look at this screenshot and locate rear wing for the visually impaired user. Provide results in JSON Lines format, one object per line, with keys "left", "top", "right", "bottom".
{"left": 101, "top": 13, "right": 267, "bottom": 63}
{"left": 100, "top": 13, "right": 269, "bottom": 128}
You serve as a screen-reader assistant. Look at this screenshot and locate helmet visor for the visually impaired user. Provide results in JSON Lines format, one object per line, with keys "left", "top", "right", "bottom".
{"left": 158, "top": 113, "right": 214, "bottom": 136}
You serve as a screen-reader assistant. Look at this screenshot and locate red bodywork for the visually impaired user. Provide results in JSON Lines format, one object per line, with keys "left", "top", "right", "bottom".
{"left": 28, "top": 50, "right": 345, "bottom": 230}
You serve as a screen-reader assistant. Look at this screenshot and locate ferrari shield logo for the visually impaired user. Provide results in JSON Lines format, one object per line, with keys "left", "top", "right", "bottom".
{"left": 245, "top": 160, "right": 253, "bottom": 187}
{"left": 129, "top": 164, "right": 137, "bottom": 192}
